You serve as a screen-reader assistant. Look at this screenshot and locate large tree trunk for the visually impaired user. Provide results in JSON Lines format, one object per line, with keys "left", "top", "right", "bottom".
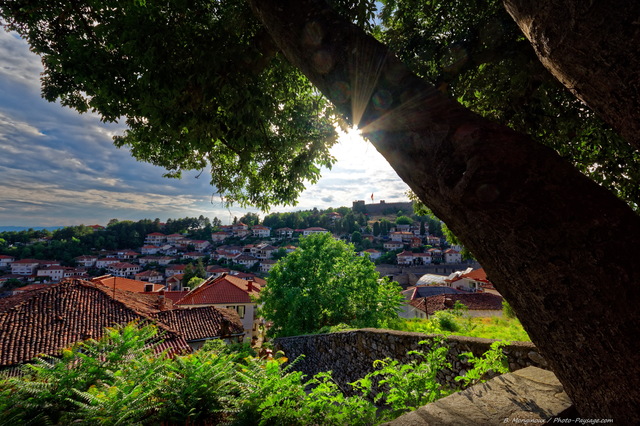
{"left": 250, "top": 0, "right": 640, "bottom": 422}
{"left": 503, "top": 0, "right": 640, "bottom": 150}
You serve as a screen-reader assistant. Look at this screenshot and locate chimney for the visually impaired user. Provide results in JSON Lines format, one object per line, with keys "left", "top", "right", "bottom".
{"left": 247, "top": 280, "right": 254, "bottom": 292}
{"left": 158, "top": 290, "right": 173, "bottom": 311}
{"left": 444, "top": 297, "right": 454, "bottom": 308}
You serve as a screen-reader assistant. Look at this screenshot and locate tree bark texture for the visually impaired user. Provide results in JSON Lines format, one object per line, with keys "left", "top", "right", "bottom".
{"left": 250, "top": 0, "right": 640, "bottom": 422}
{"left": 503, "top": 0, "right": 640, "bottom": 150}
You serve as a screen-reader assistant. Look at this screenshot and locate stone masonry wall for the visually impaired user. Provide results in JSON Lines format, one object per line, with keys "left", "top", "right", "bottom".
{"left": 274, "top": 328, "right": 548, "bottom": 391}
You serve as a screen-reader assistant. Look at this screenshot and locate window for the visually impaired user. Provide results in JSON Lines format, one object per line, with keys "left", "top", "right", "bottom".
{"left": 237, "top": 305, "right": 245, "bottom": 319}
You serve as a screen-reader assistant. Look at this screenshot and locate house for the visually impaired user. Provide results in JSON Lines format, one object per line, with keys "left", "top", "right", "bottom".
{"left": 95, "top": 257, "right": 120, "bottom": 269}
{"left": 11, "top": 259, "right": 44, "bottom": 276}
{"left": 107, "top": 262, "right": 141, "bottom": 278}
{"left": 260, "top": 259, "right": 277, "bottom": 273}
{"left": 231, "top": 223, "right": 251, "bottom": 238}
{"left": 444, "top": 248, "right": 462, "bottom": 264}
{"left": 397, "top": 250, "right": 415, "bottom": 266}
{"left": 176, "top": 274, "right": 262, "bottom": 341}
{"left": 383, "top": 241, "right": 404, "bottom": 251}
{"left": 390, "top": 231, "right": 414, "bottom": 242}
{"left": 166, "top": 274, "right": 185, "bottom": 291}
{"left": 275, "top": 228, "right": 294, "bottom": 239}
{"left": 145, "top": 232, "right": 167, "bottom": 245}
{"left": 446, "top": 268, "right": 492, "bottom": 292}
{"left": 233, "top": 254, "right": 260, "bottom": 268}
{"left": 302, "top": 227, "right": 329, "bottom": 236}
{"left": 134, "top": 270, "right": 165, "bottom": 284}
{"left": 154, "top": 306, "right": 245, "bottom": 350}
{"left": 254, "top": 244, "right": 277, "bottom": 260}
{"left": 165, "top": 233, "right": 184, "bottom": 244}
{"left": 139, "top": 256, "right": 176, "bottom": 266}
{"left": 428, "top": 248, "right": 443, "bottom": 263}
{"left": 426, "top": 235, "right": 441, "bottom": 246}
{"left": 0, "top": 279, "right": 244, "bottom": 369}
{"left": 87, "top": 224, "right": 105, "bottom": 230}
{"left": 117, "top": 250, "right": 139, "bottom": 260}
{"left": 92, "top": 275, "right": 164, "bottom": 293}
{"left": 0, "top": 255, "right": 15, "bottom": 269}
{"left": 410, "top": 236, "right": 423, "bottom": 248}
{"left": 141, "top": 245, "right": 162, "bottom": 255}
{"left": 211, "top": 231, "right": 231, "bottom": 243}
{"left": 75, "top": 255, "right": 97, "bottom": 268}
{"left": 182, "top": 252, "right": 207, "bottom": 261}
{"left": 36, "top": 266, "right": 75, "bottom": 282}
{"left": 360, "top": 249, "right": 381, "bottom": 260}
{"left": 166, "top": 264, "right": 187, "bottom": 277}
{"left": 251, "top": 225, "right": 271, "bottom": 238}
{"left": 190, "top": 240, "right": 210, "bottom": 252}
{"left": 413, "top": 252, "right": 432, "bottom": 265}
{"left": 206, "top": 265, "right": 231, "bottom": 279}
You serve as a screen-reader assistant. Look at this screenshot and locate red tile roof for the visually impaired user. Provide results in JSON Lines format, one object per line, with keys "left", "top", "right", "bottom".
{"left": 153, "top": 307, "right": 244, "bottom": 342}
{"left": 177, "top": 274, "right": 261, "bottom": 306}
{"left": 0, "top": 280, "right": 190, "bottom": 367}
{"left": 92, "top": 275, "right": 163, "bottom": 293}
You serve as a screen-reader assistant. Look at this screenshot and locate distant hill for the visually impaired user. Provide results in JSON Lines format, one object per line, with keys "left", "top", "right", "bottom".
{"left": 0, "top": 226, "right": 65, "bottom": 233}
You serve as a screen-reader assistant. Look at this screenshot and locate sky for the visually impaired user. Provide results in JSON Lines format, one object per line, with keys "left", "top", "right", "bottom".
{"left": 0, "top": 29, "right": 411, "bottom": 227}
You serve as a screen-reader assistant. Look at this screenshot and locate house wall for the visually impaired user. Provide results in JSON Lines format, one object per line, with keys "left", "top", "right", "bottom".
{"left": 274, "top": 329, "right": 547, "bottom": 393}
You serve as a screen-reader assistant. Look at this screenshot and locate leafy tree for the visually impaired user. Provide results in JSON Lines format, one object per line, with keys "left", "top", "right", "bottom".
{"left": 239, "top": 212, "right": 261, "bottom": 226}
{"left": 395, "top": 215, "right": 413, "bottom": 226}
{"left": 372, "top": 221, "right": 381, "bottom": 237}
{"left": 351, "top": 230, "right": 362, "bottom": 244}
{"left": 260, "top": 233, "right": 403, "bottom": 337}
{"left": 4, "top": 0, "right": 640, "bottom": 419}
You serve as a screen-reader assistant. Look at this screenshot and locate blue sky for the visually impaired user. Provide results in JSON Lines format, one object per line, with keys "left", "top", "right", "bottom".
{"left": 0, "top": 29, "right": 410, "bottom": 227}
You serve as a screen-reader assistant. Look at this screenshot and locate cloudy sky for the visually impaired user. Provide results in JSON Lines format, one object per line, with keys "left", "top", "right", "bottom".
{"left": 0, "top": 29, "right": 410, "bottom": 227}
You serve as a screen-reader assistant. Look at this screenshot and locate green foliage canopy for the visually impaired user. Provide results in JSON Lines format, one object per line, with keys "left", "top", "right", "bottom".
{"left": 378, "top": 0, "right": 640, "bottom": 210}
{"left": 260, "top": 233, "right": 403, "bottom": 337}
{"left": 0, "top": 0, "right": 341, "bottom": 210}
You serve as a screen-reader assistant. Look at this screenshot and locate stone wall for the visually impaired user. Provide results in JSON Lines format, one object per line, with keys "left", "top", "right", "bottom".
{"left": 274, "top": 328, "right": 548, "bottom": 391}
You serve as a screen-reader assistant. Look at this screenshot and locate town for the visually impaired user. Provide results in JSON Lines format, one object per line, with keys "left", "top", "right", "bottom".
{"left": 0, "top": 199, "right": 500, "bottom": 356}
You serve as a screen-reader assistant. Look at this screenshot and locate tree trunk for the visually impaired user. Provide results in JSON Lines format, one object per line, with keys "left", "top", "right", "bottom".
{"left": 250, "top": 0, "right": 640, "bottom": 421}
{"left": 503, "top": 0, "right": 640, "bottom": 150}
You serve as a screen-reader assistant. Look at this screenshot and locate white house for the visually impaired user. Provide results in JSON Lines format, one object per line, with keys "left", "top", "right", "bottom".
{"left": 251, "top": 225, "right": 271, "bottom": 238}
{"left": 275, "top": 228, "right": 294, "bottom": 239}
{"left": 259, "top": 259, "right": 277, "bottom": 273}
{"left": 361, "top": 249, "right": 381, "bottom": 260}
{"left": 141, "top": 245, "right": 161, "bottom": 255}
{"left": 302, "top": 227, "right": 329, "bottom": 236}
{"left": 75, "top": 255, "right": 97, "bottom": 268}
{"left": 211, "top": 231, "right": 231, "bottom": 242}
{"left": 107, "top": 262, "right": 141, "bottom": 278}
{"left": 96, "top": 257, "right": 120, "bottom": 269}
{"left": 383, "top": 241, "right": 404, "bottom": 251}
{"left": 0, "top": 255, "right": 16, "bottom": 269}
{"left": 233, "top": 254, "right": 260, "bottom": 268}
{"left": 145, "top": 232, "right": 166, "bottom": 245}
{"left": 11, "top": 259, "right": 44, "bottom": 276}
{"left": 444, "top": 249, "right": 462, "bottom": 264}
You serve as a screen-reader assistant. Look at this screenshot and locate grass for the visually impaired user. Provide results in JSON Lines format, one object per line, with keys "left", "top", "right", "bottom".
{"left": 389, "top": 314, "right": 530, "bottom": 342}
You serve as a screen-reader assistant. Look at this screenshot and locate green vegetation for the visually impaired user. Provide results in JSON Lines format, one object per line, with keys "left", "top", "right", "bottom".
{"left": 0, "top": 323, "right": 510, "bottom": 425}
{"left": 389, "top": 314, "right": 530, "bottom": 342}
{"left": 260, "top": 233, "right": 404, "bottom": 337}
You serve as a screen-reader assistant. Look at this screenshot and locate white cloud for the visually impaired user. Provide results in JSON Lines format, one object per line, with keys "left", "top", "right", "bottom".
{"left": 0, "top": 31, "right": 410, "bottom": 227}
